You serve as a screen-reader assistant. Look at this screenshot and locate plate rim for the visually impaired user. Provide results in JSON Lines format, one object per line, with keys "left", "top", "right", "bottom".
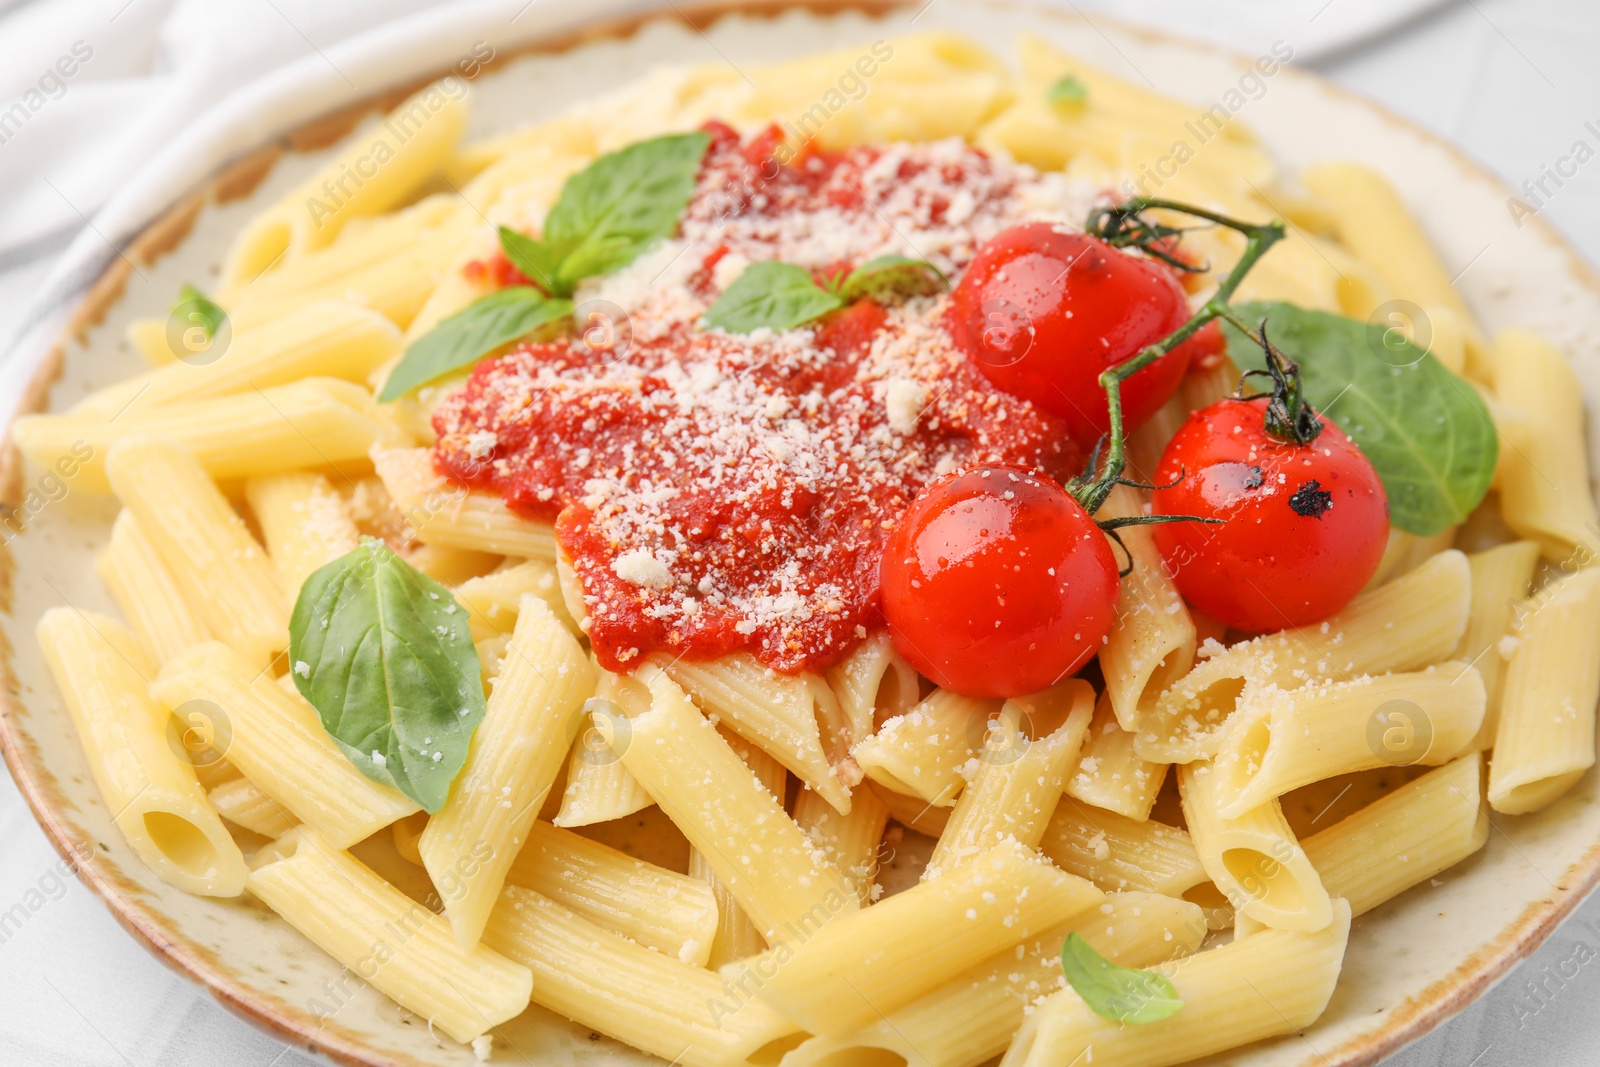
{"left": 3, "top": 3, "right": 1599, "bottom": 1065}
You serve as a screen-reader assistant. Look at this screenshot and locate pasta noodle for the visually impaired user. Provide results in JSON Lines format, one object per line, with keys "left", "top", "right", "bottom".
{"left": 95, "top": 509, "right": 213, "bottom": 666}
{"left": 104, "top": 437, "right": 288, "bottom": 665}
{"left": 1096, "top": 485, "right": 1197, "bottom": 731}
{"left": 781, "top": 891, "right": 1208, "bottom": 1067}
{"left": 728, "top": 839, "right": 1104, "bottom": 1036}
{"left": 1066, "top": 691, "right": 1169, "bottom": 820}
{"left": 151, "top": 641, "right": 418, "bottom": 847}
{"left": 1210, "top": 663, "right": 1485, "bottom": 814}
{"left": 1138, "top": 549, "right": 1471, "bottom": 762}
{"left": 926, "top": 680, "right": 1093, "bottom": 878}
{"left": 1002, "top": 900, "right": 1352, "bottom": 1067}
{"left": 248, "top": 827, "right": 530, "bottom": 1044}
{"left": 1179, "top": 760, "right": 1331, "bottom": 932}
{"left": 617, "top": 665, "right": 857, "bottom": 942}
{"left": 38, "top": 609, "right": 248, "bottom": 896}
{"left": 419, "top": 595, "right": 594, "bottom": 947}
{"left": 1489, "top": 567, "right": 1600, "bottom": 813}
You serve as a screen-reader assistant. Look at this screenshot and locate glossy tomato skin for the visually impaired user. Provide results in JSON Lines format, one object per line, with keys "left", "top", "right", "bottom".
{"left": 949, "top": 223, "right": 1201, "bottom": 448}
{"left": 879, "top": 466, "right": 1120, "bottom": 698}
{"left": 1151, "top": 398, "right": 1390, "bottom": 632}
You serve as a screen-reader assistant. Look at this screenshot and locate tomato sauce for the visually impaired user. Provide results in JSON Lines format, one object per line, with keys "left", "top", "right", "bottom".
{"left": 432, "top": 126, "right": 1088, "bottom": 674}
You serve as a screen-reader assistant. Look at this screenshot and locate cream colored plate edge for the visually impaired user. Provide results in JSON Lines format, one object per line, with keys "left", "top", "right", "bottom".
{"left": 4, "top": 3, "right": 1599, "bottom": 1066}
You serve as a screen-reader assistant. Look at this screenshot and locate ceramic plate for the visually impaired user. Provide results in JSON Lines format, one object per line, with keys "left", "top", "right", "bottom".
{"left": 4, "top": 3, "right": 1599, "bottom": 1065}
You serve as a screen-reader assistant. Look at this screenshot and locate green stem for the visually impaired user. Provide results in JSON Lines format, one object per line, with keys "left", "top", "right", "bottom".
{"left": 1070, "top": 202, "right": 1286, "bottom": 517}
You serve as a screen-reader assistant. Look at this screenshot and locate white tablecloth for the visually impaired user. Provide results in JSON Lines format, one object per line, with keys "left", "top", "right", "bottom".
{"left": 2, "top": 0, "right": 1598, "bottom": 1064}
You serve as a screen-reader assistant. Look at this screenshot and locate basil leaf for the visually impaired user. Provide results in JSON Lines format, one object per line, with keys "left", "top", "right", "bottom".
{"left": 840, "top": 254, "right": 947, "bottom": 302}
{"left": 1223, "top": 301, "right": 1498, "bottom": 536}
{"left": 1047, "top": 75, "right": 1088, "bottom": 106}
{"left": 704, "top": 261, "right": 844, "bottom": 333}
{"left": 497, "top": 225, "right": 560, "bottom": 292}
{"left": 1060, "top": 933, "right": 1184, "bottom": 1024}
{"left": 289, "top": 538, "right": 485, "bottom": 813}
{"left": 542, "top": 131, "right": 711, "bottom": 294}
{"left": 378, "top": 287, "right": 572, "bottom": 401}
{"left": 174, "top": 284, "right": 226, "bottom": 338}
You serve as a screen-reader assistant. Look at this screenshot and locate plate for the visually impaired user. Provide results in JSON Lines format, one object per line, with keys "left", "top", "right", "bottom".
{"left": 4, "top": 3, "right": 1599, "bottom": 1066}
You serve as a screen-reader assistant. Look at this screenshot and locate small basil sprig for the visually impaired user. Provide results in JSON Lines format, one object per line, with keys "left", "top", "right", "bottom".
{"left": 704, "top": 254, "right": 946, "bottom": 334}
{"left": 1047, "top": 74, "right": 1089, "bottom": 106}
{"left": 289, "top": 538, "right": 485, "bottom": 813}
{"left": 173, "top": 284, "right": 227, "bottom": 338}
{"left": 380, "top": 131, "right": 710, "bottom": 400}
{"left": 1060, "top": 933, "right": 1185, "bottom": 1023}
{"left": 1222, "top": 301, "right": 1497, "bottom": 535}
{"left": 378, "top": 285, "right": 571, "bottom": 401}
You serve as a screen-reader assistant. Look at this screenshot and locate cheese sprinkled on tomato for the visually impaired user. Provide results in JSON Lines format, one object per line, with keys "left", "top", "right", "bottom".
{"left": 432, "top": 125, "right": 1096, "bottom": 673}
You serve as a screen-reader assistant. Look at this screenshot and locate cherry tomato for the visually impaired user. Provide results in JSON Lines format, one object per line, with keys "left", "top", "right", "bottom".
{"left": 949, "top": 223, "right": 1211, "bottom": 448}
{"left": 879, "top": 466, "right": 1120, "bottom": 698}
{"left": 1151, "top": 398, "right": 1389, "bottom": 632}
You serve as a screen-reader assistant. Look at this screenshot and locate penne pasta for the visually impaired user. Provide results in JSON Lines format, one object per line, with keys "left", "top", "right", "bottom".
{"left": 485, "top": 886, "right": 796, "bottom": 1067}
{"left": 926, "top": 680, "right": 1093, "bottom": 878}
{"left": 618, "top": 665, "right": 857, "bottom": 942}
{"left": 781, "top": 891, "right": 1208, "bottom": 1067}
{"left": 17, "top": 379, "right": 402, "bottom": 495}
{"left": 419, "top": 595, "right": 594, "bottom": 947}
{"left": 1303, "top": 753, "right": 1488, "bottom": 916}
{"left": 96, "top": 509, "right": 214, "bottom": 665}
{"left": 370, "top": 446, "right": 559, "bottom": 559}
{"left": 105, "top": 437, "right": 287, "bottom": 665}
{"left": 824, "top": 629, "right": 921, "bottom": 752}
{"left": 1457, "top": 542, "right": 1542, "bottom": 749}
{"left": 1490, "top": 330, "right": 1600, "bottom": 562}
{"left": 554, "top": 665, "right": 653, "bottom": 826}
{"left": 660, "top": 653, "right": 852, "bottom": 813}
{"left": 453, "top": 559, "right": 576, "bottom": 641}
{"left": 505, "top": 820, "right": 718, "bottom": 964}
{"left": 1066, "top": 691, "right": 1170, "bottom": 820}
{"left": 72, "top": 301, "right": 401, "bottom": 420}
{"left": 1097, "top": 485, "right": 1197, "bottom": 731}
{"left": 1002, "top": 900, "right": 1352, "bottom": 1067}
{"left": 854, "top": 688, "right": 1002, "bottom": 807}
{"left": 1489, "top": 567, "right": 1600, "bottom": 814}
{"left": 38, "top": 609, "right": 248, "bottom": 896}
{"left": 1138, "top": 549, "right": 1471, "bottom": 763}
{"left": 1210, "top": 663, "right": 1485, "bottom": 815}
{"left": 730, "top": 839, "right": 1103, "bottom": 1037}
{"left": 1039, "top": 798, "right": 1209, "bottom": 901}
{"left": 248, "top": 827, "right": 530, "bottom": 1044}
{"left": 151, "top": 642, "right": 418, "bottom": 847}
{"left": 1179, "top": 760, "right": 1331, "bottom": 932}
{"left": 223, "top": 83, "right": 469, "bottom": 287}
{"left": 245, "top": 471, "right": 362, "bottom": 598}
{"left": 795, "top": 775, "right": 890, "bottom": 905}
{"left": 207, "top": 776, "right": 298, "bottom": 839}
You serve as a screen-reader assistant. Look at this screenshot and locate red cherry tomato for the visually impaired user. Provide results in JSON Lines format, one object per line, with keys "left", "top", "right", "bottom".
{"left": 949, "top": 223, "right": 1211, "bottom": 448}
{"left": 1151, "top": 398, "right": 1390, "bottom": 632}
{"left": 879, "top": 466, "right": 1120, "bottom": 698}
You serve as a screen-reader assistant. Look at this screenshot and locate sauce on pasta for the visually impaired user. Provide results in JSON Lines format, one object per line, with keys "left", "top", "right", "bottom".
{"left": 432, "top": 124, "right": 1091, "bottom": 673}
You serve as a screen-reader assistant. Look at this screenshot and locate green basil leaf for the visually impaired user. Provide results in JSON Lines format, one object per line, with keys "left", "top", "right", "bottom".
{"left": 1060, "top": 932, "right": 1185, "bottom": 1024}
{"left": 174, "top": 283, "right": 226, "bottom": 338}
{"left": 542, "top": 130, "right": 711, "bottom": 294}
{"left": 840, "top": 254, "right": 948, "bottom": 302}
{"left": 1223, "top": 301, "right": 1498, "bottom": 536}
{"left": 378, "top": 287, "right": 572, "bottom": 401}
{"left": 497, "top": 225, "right": 560, "bottom": 292}
{"left": 289, "top": 538, "right": 485, "bottom": 813}
{"left": 704, "top": 261, "right": 844, "bottom": 333}
{"left": 1047, "top": 74, "right": 1089, "bottom": 106}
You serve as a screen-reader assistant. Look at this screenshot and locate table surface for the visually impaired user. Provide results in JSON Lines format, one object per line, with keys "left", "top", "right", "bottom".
{"left": 3, "top": 0, "right": 1599, "bottom": 1064}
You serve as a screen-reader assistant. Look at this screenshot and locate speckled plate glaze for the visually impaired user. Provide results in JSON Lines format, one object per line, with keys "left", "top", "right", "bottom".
{"left": 3, "top": 3, "right": 1599, "bottom": 1065}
